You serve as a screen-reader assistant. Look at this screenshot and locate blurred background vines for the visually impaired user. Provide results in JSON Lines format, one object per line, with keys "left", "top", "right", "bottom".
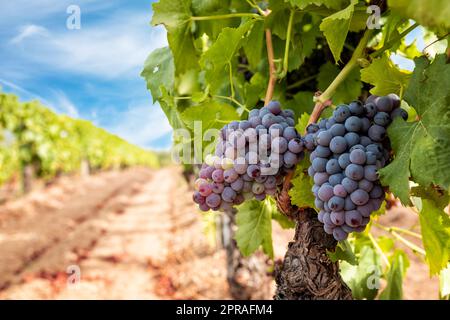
{"left": 0, "top": 91, "right": 160, "bottom": 199}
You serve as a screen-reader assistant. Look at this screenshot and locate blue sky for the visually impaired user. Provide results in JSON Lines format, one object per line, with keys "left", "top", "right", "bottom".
{"left": 0, "top": 0, "right": 172, "bottom": 150}
{"left": 0, "top": 2, "right": 431, "bottom": 151}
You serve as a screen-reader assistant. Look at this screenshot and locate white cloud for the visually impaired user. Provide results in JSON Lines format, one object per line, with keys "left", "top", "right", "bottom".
{"left": 10, "top": 24, "right": 49, "bottom": 44}
{"left": 105, "top": 102, "right": 172, "bottom": 149}
{"left": 49, "top": 90, "right": 79, "bottom": 117}
{"left": 8, "top": 11, "right": 167, "bottom": 79}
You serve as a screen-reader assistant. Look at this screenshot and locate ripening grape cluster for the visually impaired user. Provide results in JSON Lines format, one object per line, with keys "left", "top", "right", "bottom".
{"left": 304, "top": 94, "right": 407, "bottom": 241}
{"left": 193, "top": 101, "right": 305, "bottom": 212}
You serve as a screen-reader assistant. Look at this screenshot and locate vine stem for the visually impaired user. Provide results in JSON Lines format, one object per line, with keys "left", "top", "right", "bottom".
{"left": 280, "top": 10, "right": 295, "bottom": 78}
{"left": 316, "top": 29, "right": 372, "bottom": 104}
{"left": 376, "top": 223, "right": 426, "bottom": 256}
{"left": 374, "top": 222, "right": 422, "bottom": 239}
{"left": 264, "top": 29, "right": 277, "bottom": 106}
{"left": 191, "top": 13, "right": 262, "bottom": 21}
{"left": 368, "top": 233, "right": 391, "bottom": 268}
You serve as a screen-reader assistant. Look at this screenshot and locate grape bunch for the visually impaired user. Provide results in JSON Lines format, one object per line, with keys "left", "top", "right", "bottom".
{"left": 304, "top": 94, "right": 407, "bottom": 241}
{"left": 193, "top": 101, "right": 305, "bottom": 212}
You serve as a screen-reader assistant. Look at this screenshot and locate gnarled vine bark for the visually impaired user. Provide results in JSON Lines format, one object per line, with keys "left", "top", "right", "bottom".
{"left": 274, "top": 208, "right": 352, "bottom": 300}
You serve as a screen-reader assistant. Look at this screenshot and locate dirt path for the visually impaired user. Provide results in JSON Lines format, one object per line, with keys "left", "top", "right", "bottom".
{"left": 0, "top": 167, "right": 439, "bottom": 300}
{"left": 0, "top": 167, "right": 230, "bottom": 299}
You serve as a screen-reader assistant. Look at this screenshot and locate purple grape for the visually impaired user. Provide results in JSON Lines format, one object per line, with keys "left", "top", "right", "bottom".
{"left": 329, "top": 123, "right": 346, "bottom": 137}
{"left": 222, "top": 187, "right": 237, "bottom": 202}
{"left": 338, "top": 153, "right": 351, "bottom": 169}
{"left": 224, "top": 168, "right": 239, "bottom": 183}
{"left": 318, "top": 210, "right": 325, "bottom": 223}
{"left": 288, "top": 138, "right": 303, "bottom": 153}
{"left": 272, "top": 136, "right": 288, "bottom": 153}
{"left": 333, "top": 227, "right": 348, "bottom": 241}
{"left": 374, "top": 112, "right": 391, "bottom": 127}
{"left": 283, "top": 151, "right": 298, "bottom": 166}
{"left": 193, "top": 191, "right": 206, "bottom": 205}
{"left": 344, "top": 116, "right": 362, "bottom": 132}
{"left": 345, "top": 210, "right": 363, "bottom": 227}
{"left": 316, "top": 145, "right": 332, "bottom": 157}
{"left": 326, "top": 159, "right": 341, "bottom": 174}
{"left": 333, "top": 184, "right": 347, "bottom": 197}
{"left": 206, "top": 193, "right": 221, "bottom": 208}
{"left": 345, "top": 164, "right": 364, "bottom": 180}
{"left": 312, "top": 157, "right": 327, "bottom": 172}
{"left": 328, "top": 196, "right": 345, "bottom": 211}
{"left": 264, "top": 176, "right": 277, "bottom": 189}
{"left": 199, "top": 182, "right": 213, "bottom": 197}
{"left": 358, "top": 179, "right": 373, "bottom": 192}
{"left": 329, "top": 136, "right": 347, "bottom": 154}
{"left": 267, "top": 100, "right": 282, "bottom": 114}
{"left": 230, "top": 178, "right": 244, "bottom": 192}
{"left": 317, "top": 130, "right": 333, "bottom": 146}
{"left": 318, "top": 184, "right": 334, "bottom": 202}
{"left": 328, "top": 173, "right": 344, "bottom": 186}
{"left": 330, "top": 211, "right": 345, "bottom": 226}
{"left": 315, "top": 198, "right": 324, "bottom": 209}
{"left": 283, "top": 127, "right": 298, "bottom": 140}
{"left": 247, "top": 164, "right": 261, "bottom": 178}
{"left": 212, "top": 182, "right": 225, "bottom": 194}
{"left": 342, "top": 177, "right": 358, "bottom": 193}
{"left": 369, "top": 185, "right": 383, "bottom": 198}
{"left": 350, "top": 189, "right": 369, "bottom": 205}
{"left": 368, "top": 124, "right": 386, "bottom": 141}
{"left": 375, "top": 96, "right": 393, "bottom": 112}
{"left": 349, "top": 149, "right": 366, "bottom": 165}
{"left": 348, "top": 100, "right": 364, "bottom": 115}
{"left": 364, "top": 103, "right": 377, "bottom": 118}
{"left": 333, "top": 105, "right": 351, "bottom": 122}
{"left": 344, "top": 132, "right": 360, "bottom": 147}
{"left": 391, "top": 108, "right": 408, "bottom": 120}
{"left": 364, "top": 165, "right": 378, "bottom": 181}
{"left": 344, "top": 196, "right": 356, "bottom": 210}
{"left": 314, "top": 172, "right": 329, "bottom": 185}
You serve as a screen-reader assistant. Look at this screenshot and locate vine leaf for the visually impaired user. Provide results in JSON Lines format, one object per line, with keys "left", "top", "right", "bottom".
{"left": 159, "top": 88, "right": 186, "bottom": 130}
{"left": 200, "top": 20, "right": 255, "bottom": 94}
{"left": 181, "top": 100, "right": 239, "bottom": 132}
{"left": 379, "top": 250, "right": 410, "bottom": 300}
{"left": 243, "top": 20, "right": 265, "bottom": 70}
{"left": 288, "top": 0, "right": 348, "bottom": 10}
{"left": 387, "top": 0, "right": 450, "bottom": 32}
{"left": 379, "top": 54, "right": 450, "bottom": 204}
{"left": 289, "top": 159, "right": 316, "bottom": 210}
{"left": 340, "top": 245, "right": 381, "bottom": 300}
{"left": 319, "top": 0, "right": 358, "bottom": 62}
{"left": 360, "top": 54, "right": 411, "bottom": 96}
{"left": 141, "top": 47, "right": 175, "bottom": 103}
{"left": 152, "top": 0, "right": 198, "bottom": 74}
{"left": 235, "top": 199, "right": 274, "bottom": 258}
{"left": 318, "top": 61, "right": 362, "bottom": 104}
{"left": 328, "top": 240, "right": 357, "bottom": 265}
{"left": 419, "top": 199, "right": 450, "bottom": 276}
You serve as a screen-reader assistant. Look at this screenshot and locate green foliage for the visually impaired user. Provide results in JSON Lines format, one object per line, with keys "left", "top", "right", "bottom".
{"left": 0, "top": 92, "right": 159, "bottom": 186}
{"left": 379, "top": 250, "right": 410, "bottom": 300}
{"left": 235, "top": 199, "right": 274, "bottom": 258}
{"left": 379, "top": 55, "right": 450, "bottom": 204}
{"left": 360, "top": 54, "right": 411, "bottom": 96}
{"left": 145, "top": 0, "right": 450, "bottom": 299}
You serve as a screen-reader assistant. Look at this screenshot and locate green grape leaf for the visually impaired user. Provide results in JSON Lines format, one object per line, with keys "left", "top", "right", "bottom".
{"left": 289, "top": 161, "right": 315, "bottom": 209}
{"left": 340, "top": 245, "right": 382, "bottom": 300}
{"left": 272, "top": 210, "right": 296, "bottom": 229}
{"left": 318, "top": 61, "right": 362, "bottom": 104}
{"left": 181, "top": 100, "right": 239, "bottom": 131}
{"left": 419, "top": 199, "right": 450, "bottom": 276}
{"left": 328, "top": 240, "right": 357, "bottom": 265}
{"left": 152, "top": 0, "right": 198, "bottom": 74}
{"left": 379, "top": 250, "right": 410, "bottom": 300}
{"left": 200, "top": 20, "right": 255, "bottom": 94}
{"left": 292, "top": 93, "right": 315, "bottom": 119}
{"left": 288, "top": 0, "right": 348, "bottom": 10}
{"left": 157, "top": 87, "right": 186, "bottom": 131}
{"left": 388, "top": 0, "right": 450, "bottom": 32}
{"left": 235, "top": 199, "right": 274, "bottom": 258}
{"left": 411, "top": 186, "right": 450, "bottom": 211}
{"left": 288, "top": 22, "right": 319, "bottom": 71}
{"left": 141, "top": 47, "right": 175, "bottom": 103}
{"left": 319, "top": 0, "right": 358, "bottom": 62}
{"left": 244, "top": 73, "right": 266, "bottom": 107}
{"left": 360, "top": 54, "right": 411, "bottom": 96}
{"left": 243, "top": 20, "right": 265, "bottom": 70}
{"left": 295, "top": 112, "right": 311, "bottom": 135}
{"left": 379, "top": 54, "right": 450, "bottom": 204}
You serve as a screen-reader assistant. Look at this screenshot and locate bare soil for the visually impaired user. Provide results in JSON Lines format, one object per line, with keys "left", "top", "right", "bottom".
{"left": 0, "top": 167, "right": 439, "bottom": 299}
